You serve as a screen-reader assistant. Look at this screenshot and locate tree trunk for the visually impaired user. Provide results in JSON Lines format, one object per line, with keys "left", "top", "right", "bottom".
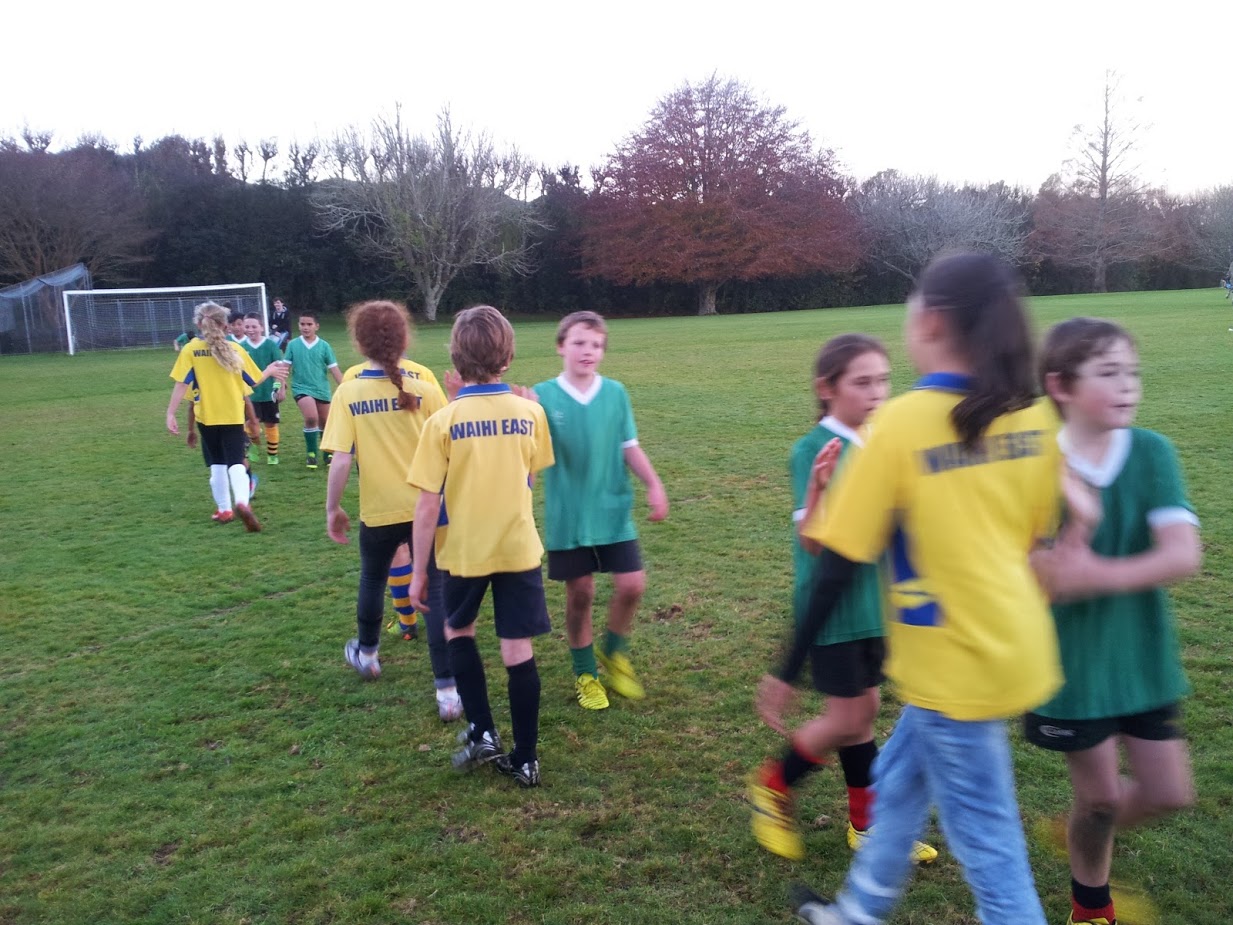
{"left": 420, "top": 284, "right": 443, "bottom": 322}
{"left": 1093, "top": 256, "right": 1108, "bottom": 293}
{"left": 697, "top": 283, "right": 718, "bottom": 316}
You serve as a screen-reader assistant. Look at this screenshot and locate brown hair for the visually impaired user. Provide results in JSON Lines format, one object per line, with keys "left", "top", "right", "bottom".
{"left": 347, "top": 300, "right": 419, "bottom": 412}
{"left": 450, "top": 305, "right": 514, "bottom": 383}
{"left": 915, "top": 252, "right": 1036, "bottom": 449}
{"left": 556, "top": 310, "right": 607, "bottom": 345}
{"left": 1039, "top": 317, "right": 1136, "bottom": 411}
{"left": 194, "top": 301, "right": 243, "bottom": 374}
{"left": 813, "top": 333, "right": 888, "bottom": 419}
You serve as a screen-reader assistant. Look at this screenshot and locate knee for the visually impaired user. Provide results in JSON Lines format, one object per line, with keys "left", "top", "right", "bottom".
{"left": 566, "top": 582, "right": 595, "bottom": 613}
{"left": 1147, "top": 778, "right": 1196, "bottom": 816}
{"left": 612, "top": 572, "right": 646, "bottom": 604}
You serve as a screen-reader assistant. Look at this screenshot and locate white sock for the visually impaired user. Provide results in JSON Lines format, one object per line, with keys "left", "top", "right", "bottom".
{"left": 228, "top": 464, "right": 250, "bottom": 507}
{"left": 209, "top": 465, "right": 231, "bottom": 510}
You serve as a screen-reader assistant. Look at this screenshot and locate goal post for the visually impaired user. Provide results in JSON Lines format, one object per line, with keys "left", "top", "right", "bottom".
{"left": 60, "top": 283, "right": 269, "bottom": 355}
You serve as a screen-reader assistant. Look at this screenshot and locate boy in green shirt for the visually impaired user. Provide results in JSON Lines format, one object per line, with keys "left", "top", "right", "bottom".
{"left": 533, "top": 311, "right": 667, "bottom": 710}
{"left": 283, "top": 311, "right": 342, "bottom": 469}
{"left": 241, "top": 313, "right": 285, "bottom": 464}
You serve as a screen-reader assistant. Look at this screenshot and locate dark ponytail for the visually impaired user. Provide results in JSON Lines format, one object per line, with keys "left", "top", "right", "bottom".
{"left": 916, "top": 252, "right": 1036, "bottom": 448}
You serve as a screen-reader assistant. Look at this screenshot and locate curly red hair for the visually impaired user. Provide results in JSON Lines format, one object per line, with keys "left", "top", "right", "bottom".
{"left": 346, "top": 300, "right": 419, "bottom": 411}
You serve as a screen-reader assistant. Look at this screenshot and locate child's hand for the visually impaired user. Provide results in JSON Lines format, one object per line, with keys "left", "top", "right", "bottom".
{"left": 647, "top": 483, "right": 669, "bottom": 522}
{"left": 443, "top": 369, "right": 463, "bottom": 401}
{"left": 408, "top": 573, "right": 430, "bottom": 612}
{"left": 327, "top": 507, "right": 350, "bottom": 544}
{"left": 166, "top": 412, "right": 179, "bottom": 436}
{"left": 756, "top": 674, "right": 796, "bottom": 736}
{"left": 1061, "top": 464, "right": 1101, "bottom": 543}
{"left": 186, "top": 428, "right": 197, "bottom": 450}
{"left": 510, "top": 384, "right": 540, "bottom": 402}
{"left": 1031, "top": 542, "right": 1099, "bottom": 603}
{"left": 812, "top": 438, "right": 843, "bottom": 491}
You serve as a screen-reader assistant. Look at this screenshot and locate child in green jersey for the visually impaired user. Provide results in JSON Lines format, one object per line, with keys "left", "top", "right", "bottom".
{"left": 1027, "top": 318, "right": 1200, "bottom": 925}
{"left": 533, "top": 311, "right": 668, "bottom": 711}
{"left": 241, "top": 313, "right": 285, "bottom": 464}
{"left": 284, "top": 311, "right": 342, "bottom": 469}
{"left": 749, "top": 334, "right": 936, "bottom": 866}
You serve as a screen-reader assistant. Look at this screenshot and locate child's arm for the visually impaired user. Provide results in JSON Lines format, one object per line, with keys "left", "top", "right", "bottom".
{"left": 244, "top": 398, "right": 261, "bottom": 444}
{"left": 624, "top": 445, "right": 668, "bottom": 521}
{"left": 1035, "top": 521, "right": 1201, "bottom": 602}
{"left": 165, "top": 382, "right": 189, "bottom": 435}
{"left": 329, "top": 364, "right": 343, "bottom": 386}
{"left": 408, "top": 491, "right": 443, "bottom": 612}
{"left": 185, "top": 402, "right": 197, "bottom": 449}
{"left": 797, "top": 438, "right": 842, "bottom": 555}
{"left": 324, "top": 451, "right": 354, "bottom": 544}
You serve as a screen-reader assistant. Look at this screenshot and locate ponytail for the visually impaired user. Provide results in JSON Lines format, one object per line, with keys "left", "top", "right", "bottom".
{"left": 194, "top": 302, "right": 243, "bottom": 375}
{"left": 346, "top": 300, "right": 419, "bottom": 412}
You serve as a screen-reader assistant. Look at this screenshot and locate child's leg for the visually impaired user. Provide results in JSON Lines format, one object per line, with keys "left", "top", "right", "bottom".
{"left": 356, "top": 524, "right": 405, "bottom": 655}
{"left": 492, "top": 568, "right": 551, "bottom": 770}
{"left": 1116, "top": 734, "right": 1194, "bottom": 829}
{"left": 501, "top": 637, "right": 539, "bottom": 767}
{"left": 603, "top": 568, "right": 646, "bottom": 654}
{"left": 264, "top": 422, "right": 280, "bottom": 460}
{"left": 420, "top": 544, "right": 457, "bottom": 691}
{"left": 209, "top": 464, "right": 231, "bottom": 512}
{"left": 564, "top": 574, "right": 598, "bottom": 676}
{"left": 296, "top": 396, "right": 321, "bottom": 463}
{"left": 443, "top": 574, "right": 496, "bottom": 741}
{"left": 317, "top": 400, "right": 332, "bottom": 462}
{"left": 388, "top": 544, "right": 418, "bottom": 637}
{"left": 1064, "top": 740, "right": 1121, "bottom": 922}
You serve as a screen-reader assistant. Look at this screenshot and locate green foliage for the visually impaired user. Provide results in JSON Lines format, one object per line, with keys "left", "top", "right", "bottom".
{"left": 1, "top": 289, "right": 1230, "bottom": 923}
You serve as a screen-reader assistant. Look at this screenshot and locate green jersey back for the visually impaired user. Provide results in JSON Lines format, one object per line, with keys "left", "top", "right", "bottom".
{"left": 240, "top": 336, "right": 282, "bottom": 401}
{"left": 791, "top": 417, "right": 885, "bottom": 646}
{"left": 534, "top": 375, "right": 638, "bottom": 551}
{"left": 1035, "top": 428, "right": 1196, "bottom": 720}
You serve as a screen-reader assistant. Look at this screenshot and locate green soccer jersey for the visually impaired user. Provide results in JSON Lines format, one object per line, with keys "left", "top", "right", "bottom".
{"left": 791, "top": 417, "right": 885, "bottom": 646}
{"left": 534, "top": 375, "right": 638, "bottom": 551}
{"left": 284, "top": 336, "right": 337, "bottom": 402}
{"left": 1035, "top": 428, "right": 1196, "bottom": 720}
{"left": 240, "top": 336, "right": 282, "bottom": 402}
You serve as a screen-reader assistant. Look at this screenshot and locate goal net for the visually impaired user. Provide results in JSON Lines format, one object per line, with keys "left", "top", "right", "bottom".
{"left": 60, "top": 283, "right": 268, "bottom": 355}
{"left": 0, "top": 263, "right": 93, "bottom": 356}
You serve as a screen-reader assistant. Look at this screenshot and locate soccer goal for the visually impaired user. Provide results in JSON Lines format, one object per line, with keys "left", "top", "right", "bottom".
{"left": 60, "top": 283, "right": 268, "bottom": 355}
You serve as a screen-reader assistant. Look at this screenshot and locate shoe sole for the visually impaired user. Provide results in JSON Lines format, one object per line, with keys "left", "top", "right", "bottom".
{"left": 235, "top": 504, "right": 262, "bottom": 533}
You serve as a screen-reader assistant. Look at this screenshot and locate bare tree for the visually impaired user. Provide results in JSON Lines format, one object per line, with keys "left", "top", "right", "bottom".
{"left": 285, "top": 139, "right": 321, "bottom": 187}
{"left": 312, "top": 108, "right": 541, "bottom": 320}
{"left": 1030, "top": 71, "right": 1161, "bottom": 291}
{"left": 212, "top": 135, "right": 229, "bottom": 178}
{"left": 234, "top": 140, "right": 251, "bottom": 183}
{"left": 20, "top": 127, "right": 53, "bottom": 153}
{"left": 258, "top": 138, "right": 278, "bottom": 184}
{"left": 858, "top": 171, "right": 1029, "bottom": 281}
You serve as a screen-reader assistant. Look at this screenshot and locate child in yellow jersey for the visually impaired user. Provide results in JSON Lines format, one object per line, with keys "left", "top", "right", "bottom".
{"left": 1027, "top": 318, "right": 1200, "bottom": 925}
{"left": 764, "top": 253, "right": 1063, "bottom": 925}
{"left": 322, "top": 301, "right": 460, "bottom": 720}
{"left": 408, "top": 305, "right": 554, "bottom": 788}
{"left": 749, "top": 334, "right": 936, "bottom": 867}
{"left": 166, "top": 302, "right": 287, "bottom": 531}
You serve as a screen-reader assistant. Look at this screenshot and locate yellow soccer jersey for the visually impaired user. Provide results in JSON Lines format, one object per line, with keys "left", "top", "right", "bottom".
{"left": 321, "top": 370, "right": 447, "bottom": 527}
{"left": 343, "top": 358, "right": 441, "bottom": 393}
{"left": 169, "top": 338, "right": 263, "bottom": 426}
{"left": 408, "top": 383, "right": 554, "bottom": 576}
{"left": 804, "top": 374, "right": 1063, "bottom": 721}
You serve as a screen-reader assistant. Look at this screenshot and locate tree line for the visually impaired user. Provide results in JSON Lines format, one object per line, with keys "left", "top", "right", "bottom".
{"left": 2, "top": 73, "right": 1229, "bottom": 320}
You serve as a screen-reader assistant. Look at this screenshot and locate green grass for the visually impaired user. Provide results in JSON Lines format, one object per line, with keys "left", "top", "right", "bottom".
{"left": 1, "top": 289, "right": 1231, "bottom": 924}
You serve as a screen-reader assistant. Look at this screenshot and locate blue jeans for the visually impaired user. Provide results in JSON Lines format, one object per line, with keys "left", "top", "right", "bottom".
{"left": 835, "top": 705, "right": 1045, "bottom": 925}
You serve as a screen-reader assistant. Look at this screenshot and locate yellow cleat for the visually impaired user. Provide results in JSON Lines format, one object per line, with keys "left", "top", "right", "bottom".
{"left": 1066, "top": 915, "right": 1112, "bottom": 925}
{"left": 595, "top": 649, "right": 645, "bottom": 700}
{"left": 575, "top": 673, "right": 610, "bottom": 710}
{"left": 846, "top": 822, "right": 938, "bottom": 865}
{"left": 748, "top": 777, "right": 805, "bottom": 861}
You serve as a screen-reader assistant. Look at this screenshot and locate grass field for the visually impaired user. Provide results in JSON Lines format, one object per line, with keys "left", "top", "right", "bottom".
{"left": 1, "top": 289, "right": 1230, "bottom": 925}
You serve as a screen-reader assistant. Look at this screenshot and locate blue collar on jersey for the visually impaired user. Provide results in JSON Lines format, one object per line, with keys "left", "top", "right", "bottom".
{"left": 357, "top": 367, "right": 386, "bottom": 379}
{"left": 457, "top": 383, "right": 510, "bottom": 398}
{"left": 913, "top": 372, "right": 974, "bottom": 393}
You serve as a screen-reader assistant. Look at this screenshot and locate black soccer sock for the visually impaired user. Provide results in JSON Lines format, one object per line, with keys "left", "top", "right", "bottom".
{"left": 780, "top": 742, "right": 824, "bottom": 788}
{"left": 838, "top": 739, "right": 878, "bottom": 789}
{"left": 506, "top": 657, "right": 541, "bottom": 766}
{"left": 447, "top": 637, "right": 493, "bottom": 738}
{"left": 1071, "top": 878, "right": 1113, "bottom": 913}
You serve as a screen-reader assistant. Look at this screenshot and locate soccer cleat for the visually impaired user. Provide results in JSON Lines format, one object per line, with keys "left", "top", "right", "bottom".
{"left": 846, "top": 823, "right": 938, "bottom": 865}
{"left": 397, "top": 619, "right": 418, "bottom": 641}
{"left": 212, "top": 510, "right": 235, "bottom": 524}
{"left": 267, "top": 454, "right": 280, "bottom": 465}
{"left": 436, "top": 688, "right": 463, "bottom": 723}
{"left": 247, "top": 443, "right": 259, "bottom": 463}
{"left": 791, "top": 884, "right": 845, "bottom": 924}
{"left": 235, "top": 502, "right": 262, "bottom": 533}
{"left": 306, "top": 453, "right": 318, "bottom": 470}
{"left": 494, "top": 754, "right": 541, "bottom": 788}
{"left": 344, "top": 638, "right": 381, "bottom": 680}
{"left": 1065, "top": 915, "right": 1113, "bottom": 925}
{"left": 452, "top": 724, "right": 503, "bottom": 771}
{"left": 575, "top": 673, "right": 610, "bottom": 710}
{"left": 595, "top": 648, "right": 645, "bottom": 700}
{"left": 748, "top": 773, "right": 805, "bottom": 860}
{"left": 248, "top": 473, "right": 259, "bottom": 498}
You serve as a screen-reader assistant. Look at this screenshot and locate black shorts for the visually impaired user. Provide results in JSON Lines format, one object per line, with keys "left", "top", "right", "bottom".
{"left": 293, "top": 394, "right": 330, "bottom": 405}
{"left": 197, "top": 423, "right": 246, "bottom": 467}
{"left": 809, "top": 636, "right": 886, "bottom": 698}
{"left": 252, "top": 400, "right": 280, "bottom": 425}
{"left": 444, "top": 567, "right": 552, "bottom": 640}
{"left": 1023, "top": 703, "right": 1183, "bottom": 752}
{"left": 547, "top": 540, "right": 643, "bottom": 581}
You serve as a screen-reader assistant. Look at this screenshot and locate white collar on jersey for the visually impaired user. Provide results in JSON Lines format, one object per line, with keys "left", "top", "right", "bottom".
{"left": 555, "top": 373, "right": 604, "bottom": 405}
{"left": 1058, "top": 426, "right": 1131, "bottom": 488}
{"left": 819, "top": 415, "right": 863, "bottom": 448}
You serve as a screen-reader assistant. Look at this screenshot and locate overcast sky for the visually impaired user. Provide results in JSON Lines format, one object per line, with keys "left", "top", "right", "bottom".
{"left": 6, "top": 0, "right": 1226, "bottom": 194}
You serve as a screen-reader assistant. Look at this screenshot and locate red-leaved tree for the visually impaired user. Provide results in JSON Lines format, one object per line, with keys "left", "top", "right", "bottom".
{"left": 582, "top": 75, "right": 861, "bottom": 315}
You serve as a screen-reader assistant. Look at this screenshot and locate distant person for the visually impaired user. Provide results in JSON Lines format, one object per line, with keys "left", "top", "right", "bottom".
{"left": 241, "top": 312, "right": 286, "bottom": 465}
{"left": 407, "top": 305, "right": 555, "bottom": 788}
{"left": 226, "top": 307, "right": 245, "bottom": 342}
{"left": 532, "top": 311, "right": 668, "bottom": 711}
{"left": 1028, "top": 317, "right": 1200, "bottom": 925}
{"left": 283, "top": 312, "right": 343, "bottom": 469}
{"left": 165, "top": 302, "right": 287, "bottom": 531}
{"left": 269, "top": 298, "right": 292, "bottom": 350}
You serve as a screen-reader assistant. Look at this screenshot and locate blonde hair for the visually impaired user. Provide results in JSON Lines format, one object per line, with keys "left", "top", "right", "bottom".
{"left": 194, "top": 302, "right": 243, "bottom": 374}
{"left": 450, "top": 305, "right": 514, "bottom": 383}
